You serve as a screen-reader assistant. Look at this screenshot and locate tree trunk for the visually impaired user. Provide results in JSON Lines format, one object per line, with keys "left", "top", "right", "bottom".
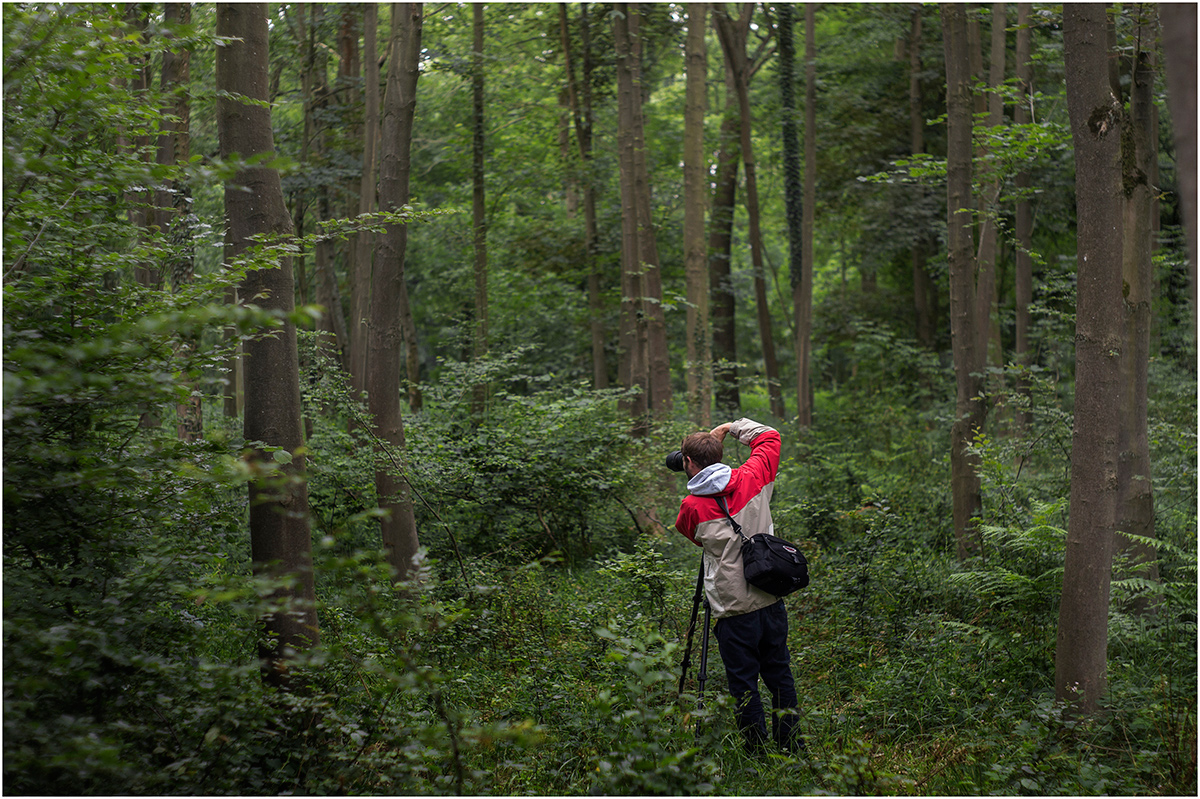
{"left": 716, "top": 3, "right": 785, "bottom": 420}
{"left": 1014, "top": 2, "right": 1033, "bottom": 432}
{"left": 613, "top": 3, "right": 649, "bottom": 431}
{"left": 157, "top": 3, "right": 201, "bottom": 441}
{"left": 910, "top": 5, "right": 935, "bottom": 349}
{"left": 683, "top": 3, "right": 711, "bottom": 427}
{"left": 626, "top": 5, "right": 672, "bottom": 421}
{"left": 709, "top": 49, "right": 742, "bottom": 419}
{"left": 1160, "top": 3, "right": 1198, "bottom": 360}
{"left": 559, "top": 4, "right": 606, "bottom": 390}
{"left": 471, "top": 3, "right": 489, "bottom": 420}
{"left": 1056, "top": 2, "right": 1125, "bottom": 716}
{"left": 978, "top": 4, "right": 1006, "bottom": 374}
{"left": 942, "top": 3, "right": 985, "bottom": 561}
{"left": 351, "top": 4, "right": 380, "bottom": 401}
{"left": 1116, "top": 3, "right": 1159, "bottom": 611}
{"left": 372, "top": 2, "right": 423, "bottom": 579}
{"left": 779, "top": 4, "right": 806, "bottom": 430}
{"left": 338, "top": 6, "right": 362, "bottom": 339}
{"left": 215, "top": 1, "right": 319, "bottom": 687}
{"left": 800, "top": 5, "right": 817, "bottom": 428}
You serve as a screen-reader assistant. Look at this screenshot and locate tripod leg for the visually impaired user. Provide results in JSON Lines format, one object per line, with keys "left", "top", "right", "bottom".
{"left": 678, "top": 559, "right": 705, "bottom": 696}
{"left": 695, "top": 600, "right": 712, "bottom": 737}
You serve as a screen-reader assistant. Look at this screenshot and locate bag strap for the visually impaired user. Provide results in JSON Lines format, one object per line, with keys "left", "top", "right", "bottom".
{"left": 713, "top": 495, "right": 748, "bottom": 543}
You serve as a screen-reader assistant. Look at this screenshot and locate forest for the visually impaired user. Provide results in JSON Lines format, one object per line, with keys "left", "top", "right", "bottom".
{"left": 2, "top": 1, "right": 1197, "bottom": 795}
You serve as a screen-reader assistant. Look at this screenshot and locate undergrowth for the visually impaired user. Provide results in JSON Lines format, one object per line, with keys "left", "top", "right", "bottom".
{"left": 4, "top": 342, "right": 1194, "bottom": 795}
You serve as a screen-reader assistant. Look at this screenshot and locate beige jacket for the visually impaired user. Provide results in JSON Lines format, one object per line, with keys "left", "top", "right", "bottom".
{"left": 674, "top": 419, "right": 783, "bottom": 618}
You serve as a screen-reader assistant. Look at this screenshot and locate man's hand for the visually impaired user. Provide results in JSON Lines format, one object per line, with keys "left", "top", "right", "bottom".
{"left": 710, "top": 422, "right": 732, "bottom": 442}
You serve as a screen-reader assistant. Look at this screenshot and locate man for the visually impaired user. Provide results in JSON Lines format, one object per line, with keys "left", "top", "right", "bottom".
{"left": 674, "top": 418, "right": 802, "bottom": 755}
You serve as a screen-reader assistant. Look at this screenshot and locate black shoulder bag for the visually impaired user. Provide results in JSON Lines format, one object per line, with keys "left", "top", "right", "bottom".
{"left": 714, "top": 495, "right": 809, "bottom": 597}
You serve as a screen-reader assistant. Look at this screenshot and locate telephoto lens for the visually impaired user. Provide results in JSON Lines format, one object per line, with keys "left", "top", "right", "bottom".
{"left": 665, "top": 450, "right": 685, "bottom": 472}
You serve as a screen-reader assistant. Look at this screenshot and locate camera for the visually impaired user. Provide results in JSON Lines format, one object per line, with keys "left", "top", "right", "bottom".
{"left": 665, "top": 450, "right": 685, "bottom": 472}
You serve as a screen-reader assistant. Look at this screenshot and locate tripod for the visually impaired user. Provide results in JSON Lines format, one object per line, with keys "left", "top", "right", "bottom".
{"left": 677, "top": 556, "right": 712, "bottom": 737}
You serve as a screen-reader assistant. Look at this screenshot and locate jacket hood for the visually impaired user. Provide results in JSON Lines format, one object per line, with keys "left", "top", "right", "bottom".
{"left": 687, "top": 463, "right": 732, "bottom": 497}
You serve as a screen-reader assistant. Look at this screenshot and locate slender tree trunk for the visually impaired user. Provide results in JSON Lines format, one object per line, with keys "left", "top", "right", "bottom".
{"left": 559, "top": 4, "right": 606, "bottom": 390}
{"left": 709, "top": 51, "right": 742, "bottom": 419}
{"left": 471, "top": 3, "right": 489, "bottom": 419}
{"left": 351, "top": 4, "right": 380, "bottom": 401}
{"left": 1014, "top": 2, "right": 1033, "bottom": 432}
{"left": 216, "top": 2, "right": 319, "bottom": 688}
{"left": 1116, "top": 3, "right": 1159, "bottom": 611}
{"left": 800, "top": 5, "right": 817, "bottom": 428}
{"left": 978, "top": 4, "right": 1006, "bottom": 374}
{"left": 911, "top": 5, "right": 935, "bottom": 349}
{"left": 716, "top": 3, "right": 785, "bottom": 420}
{"left": 156, "top": 3, "right": 201, "bottom": 441}
{"left": 626, "top": 5, "right": 672, "bottom": 421}
{"left": 1161, "top": 3, "right": 1198, "bottom": 360}
{"left": 779, "top": 4, "right": 806, "bottom": 429}
{"left": 613, "top": 3, "right": 648, "bottom": 430}
{"left": 683, "top": 3, "right": 711, "bottom": 427}
{"left": 314, "top": 191, "right": 350, "bottom": 370}
{"left": 290, "top": 3, "right": 319, "bottom": 310}
{"left": 942, "top": 3, "right": 985, "bottom": 561}
{"left": 372, "top": 2, "right": 423, "bottom": 578}
{"left": 125, "top": 6, "right": 157, "bottom": 290}
{"left": 1056, "top": 2, "right": 1125, "bottom": 716}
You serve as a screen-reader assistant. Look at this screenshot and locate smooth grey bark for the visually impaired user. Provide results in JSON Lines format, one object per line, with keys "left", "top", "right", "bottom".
{"left": 372, "top": 2, "right": 423, "bottom": 578}
{"left": 942, "top": 3, "right": 985, "bottom": 562}
{"left": 1014, "top": 2, "right": 1033, "bottom": 432}
{"left": 351, "top": 4, "right": 380, "bottom": 401}
{"left": 1056, "top": 2, "right": 1125, "bottom": 716}
{"left": 1115, "top": 3, "right": 1159, "bottom": 610}
{"left": 684, "top": 3, "right": 711, "bottom": 426}
{"left": 1161, "top": 3, "right": 1198, "bottom": 357}
{"left": 215, "top": 1, "right": 319, "bottom": 687}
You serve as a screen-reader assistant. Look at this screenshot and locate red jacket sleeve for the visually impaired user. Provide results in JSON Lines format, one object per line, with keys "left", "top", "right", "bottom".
{"left": 675, "top": 501, "right": 702, "bottom": 545}
{"left": 739, "top": 428, "right": 781, "bottom": 486}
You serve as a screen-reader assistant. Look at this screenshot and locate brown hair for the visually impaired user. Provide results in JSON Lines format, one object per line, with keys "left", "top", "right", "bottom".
{"left": 680, "top": 431, "right": 724, "bottom": 470}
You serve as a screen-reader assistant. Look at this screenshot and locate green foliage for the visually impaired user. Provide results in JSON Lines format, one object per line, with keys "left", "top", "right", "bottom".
{"left": 401, "top": 351, "right": 650, "bottom": 569}
{"left": 589, "top": 627, "right": 724, "bottom": 795}
{"left": 3, "top": 3, "right": 1195, "bottom": 796}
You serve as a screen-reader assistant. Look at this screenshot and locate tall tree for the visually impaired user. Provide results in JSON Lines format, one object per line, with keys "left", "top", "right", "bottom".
{"left": 942, "top": 3, "right": 987, "bottom": 561}
{"left": 978, "top": 3, "right": 1007, "bottom": 371}
{"left": 613, "top": 3, "right": 671, "bottom": 426}
{"left": 371, "top": 2, "right": 423, "bottom": 578}
{"left": 1116, "top": 3, "right": 1160, "bottom": 605}
{"left": 910, "top": 4, "right": 936, "bottom": 349}
{"left": 351, "top": 3, "right": 380, "bottom": 400}
{"left": 559, "top": 4, "right": 606, "bottom": 389}
{"left": 1013, "top": 2, "right": 1034, "bottom": 431}
{"left": 715, "top": 3, "right": 785, "bottom": 420}
{"left": 683, "top": 2, "right": 711, "bottom": 426}
{"left": 215, "top": 1, "right": 319, "bottom": 687}
{"left": 156, "top": 2, "right": 201, "bottom": 440}
{"left": 778, "top": 4, "right": 807, "bottom": 429}
{"left": 471, "top": 2, "right": 489, "bottom": 419}
{"left": 627, "top": 5, "right": 672, "bottom": 422}
{"left": 801, "top": 4, "right": 817, "bottom": 428}
{"left": 1056, "top": 2, "right": 1125, "bottom": 716}
{"left": 709, "top": 30, "right": 743, "bottom": 419}
{"left": 613, "top": 2, "right": 649, "bottom": 428}
{"left": 1160, "top": 3, "right": 1198, "bottom": 354}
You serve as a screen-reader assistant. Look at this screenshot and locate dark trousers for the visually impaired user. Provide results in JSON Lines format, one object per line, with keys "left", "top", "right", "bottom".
{"left": 714, "top": 600, "right": 801, "bottom": 753}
